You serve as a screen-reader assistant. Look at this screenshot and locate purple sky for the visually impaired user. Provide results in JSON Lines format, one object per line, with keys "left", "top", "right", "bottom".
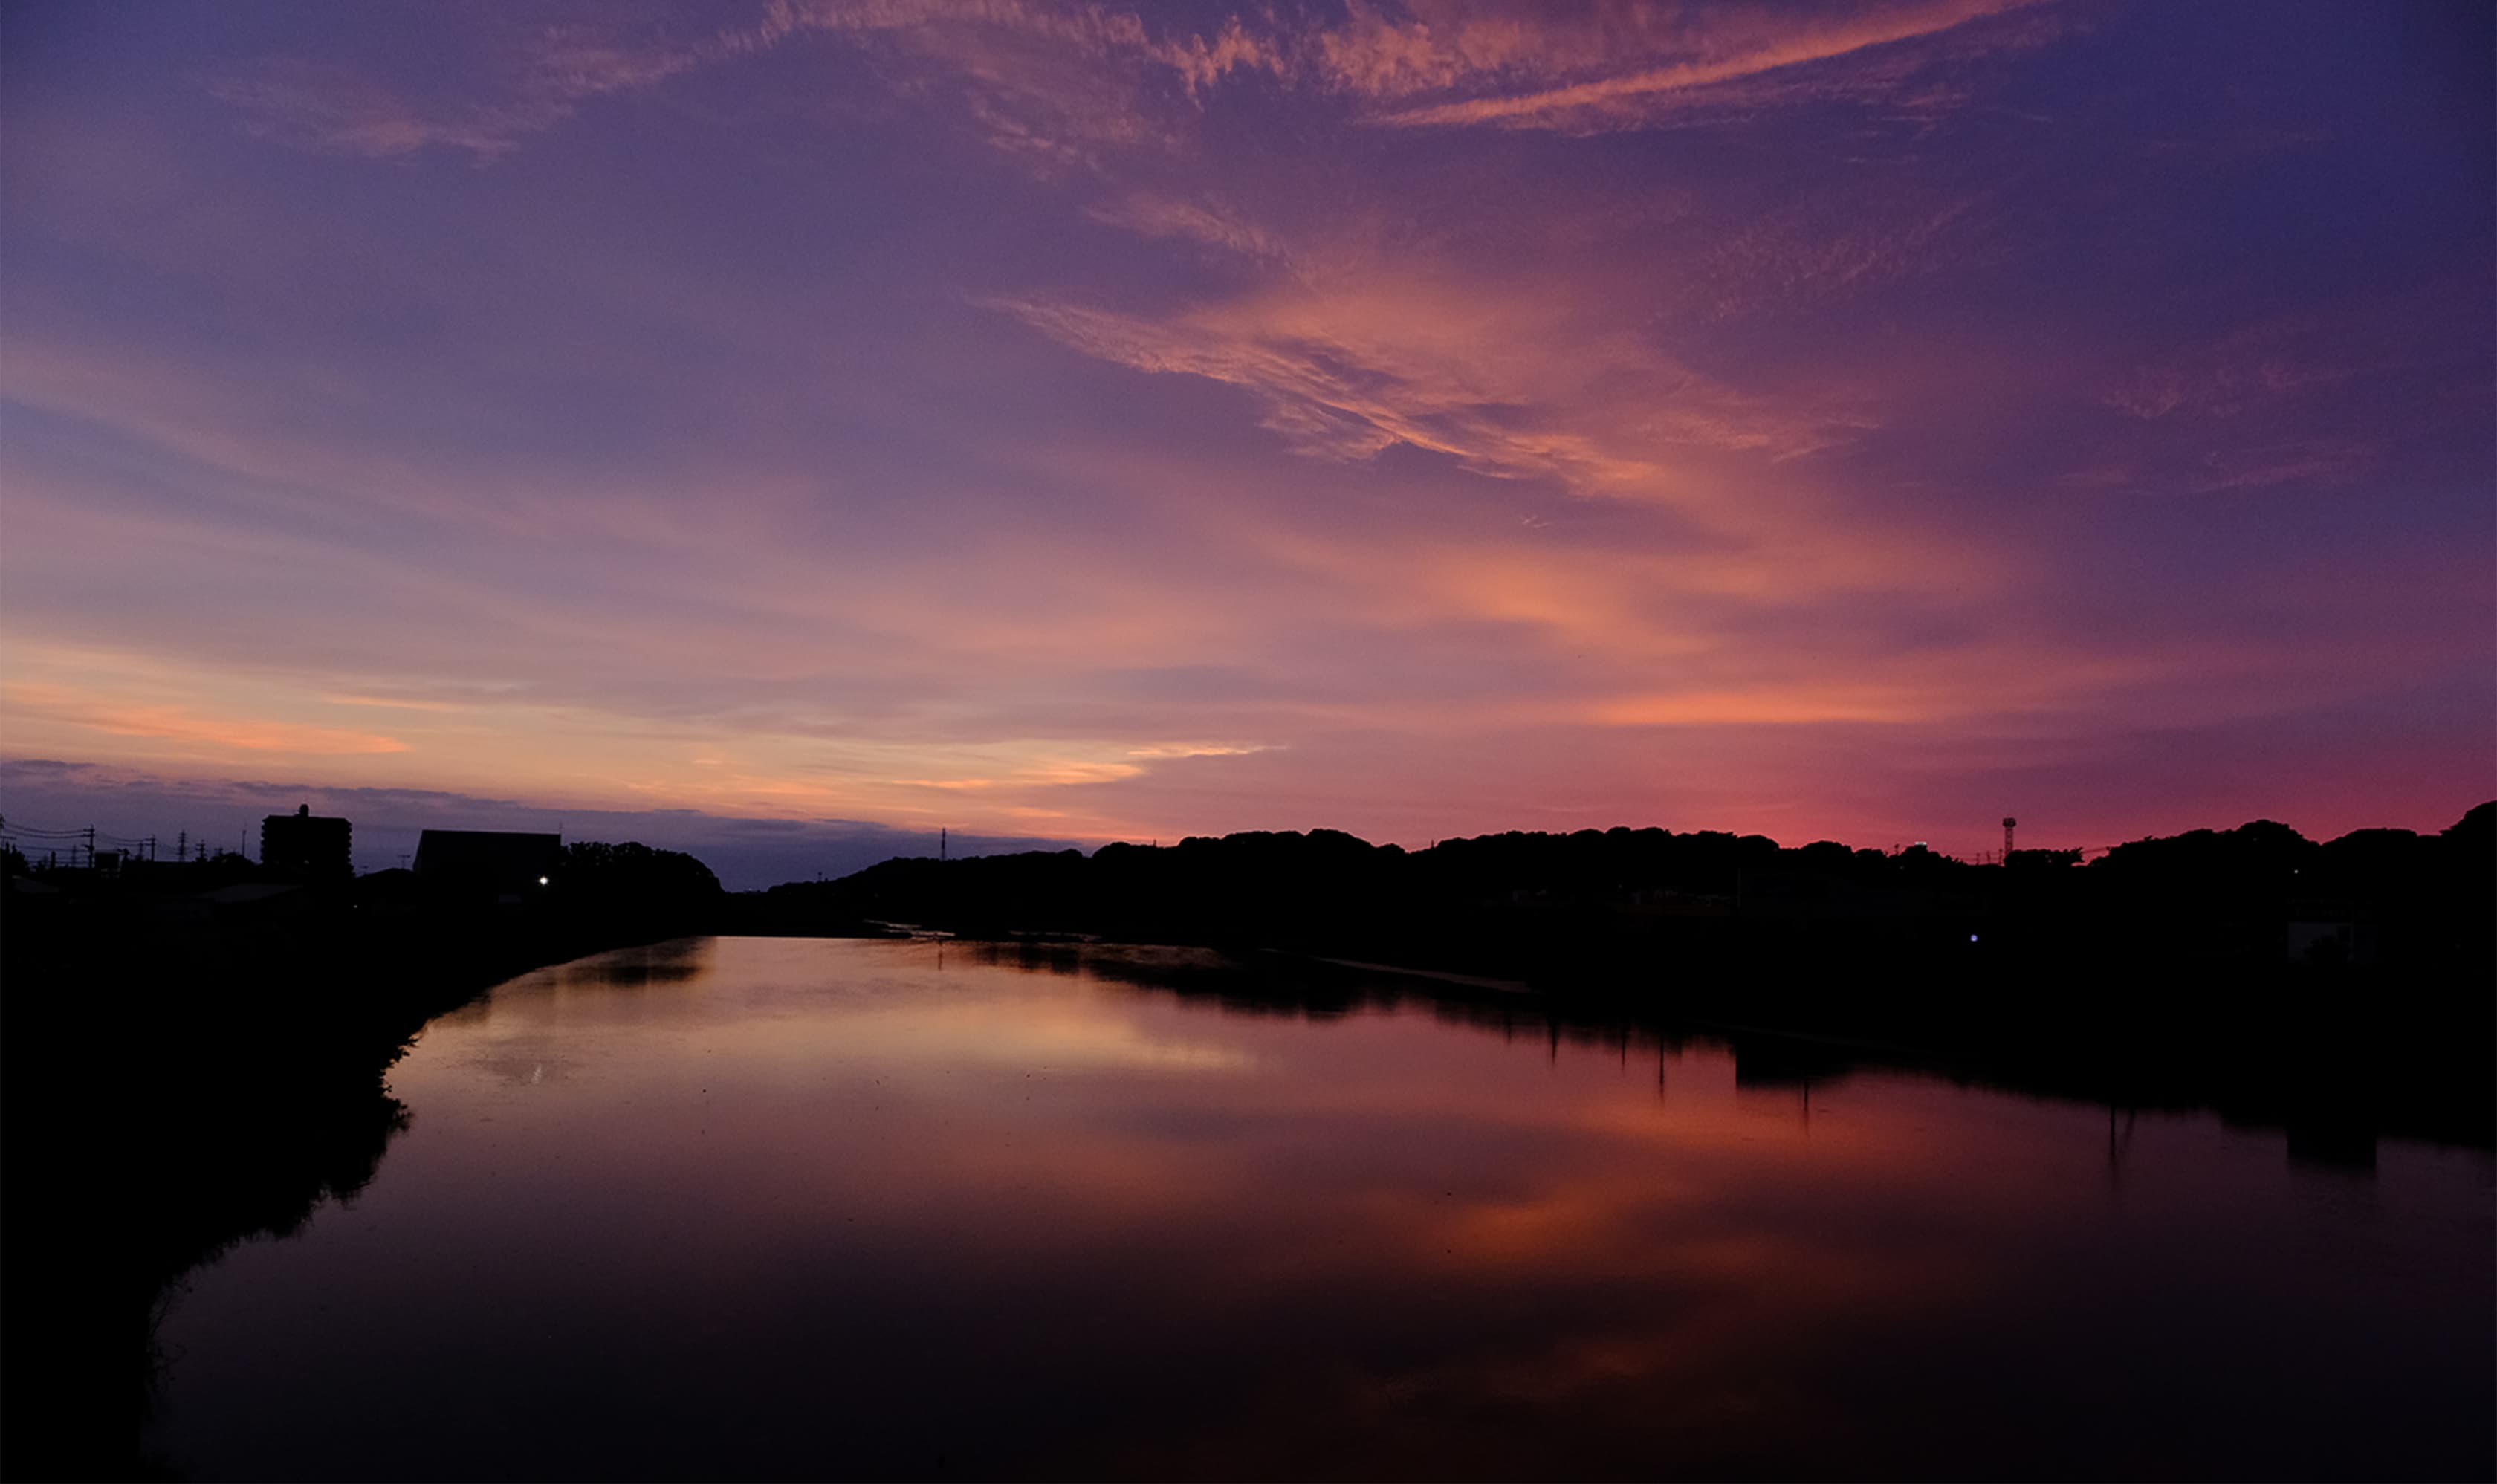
{"left": 3, "top": 0, "right": 2490, "bottom": 886}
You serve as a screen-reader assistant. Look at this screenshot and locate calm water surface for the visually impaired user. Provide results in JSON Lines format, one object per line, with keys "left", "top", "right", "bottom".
{"left": 146, "top": 938, "right": 2494, "bottom": 1480}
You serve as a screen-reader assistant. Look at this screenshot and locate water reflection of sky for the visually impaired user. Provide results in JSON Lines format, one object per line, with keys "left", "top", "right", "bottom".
{"left": 148, "top": 938, "right": 2494, "bottom": 1481}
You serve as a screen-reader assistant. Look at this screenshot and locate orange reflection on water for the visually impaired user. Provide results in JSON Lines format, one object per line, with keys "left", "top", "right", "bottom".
{"left": 147, "top": 936, "right": 2495, "bottom": 1482}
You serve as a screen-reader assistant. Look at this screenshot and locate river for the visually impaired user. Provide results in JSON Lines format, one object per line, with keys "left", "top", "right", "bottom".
{"left": 143, "top": 936, "right": 2494, "bottom": 1480}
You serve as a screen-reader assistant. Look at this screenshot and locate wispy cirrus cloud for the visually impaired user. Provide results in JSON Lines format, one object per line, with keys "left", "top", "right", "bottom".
{"left": 2088, "top": 285, "right": 2490, "bottom": 498}
{"left": 203, "top": 0, "right": 1274, "bottom": 163}
{"left": 2109, "top": 321, "right": 2363, "bottom": 422}
{"left": 2106, "top": 282, "right": 2494, "bottom": 425}
{"left": 991, "top": 278, "right": 1866, "bottom": 496}
{"left": 207, "top": 59, "right": 535, "bottom": 160}
{"left": 2179, "top": 440, "right": 2375, "bottom": 496}
{"left": 1355, "top": 0, "right": 2047, "bottom": 130}
{"left": 201, "top": 0, "right": 2053, "bottom": 165}
{"left": 207, "top": 21, "right": 710, "bottom": 161}
{"left": 1081, "top": 192, "right": 1292, "bottom": 268}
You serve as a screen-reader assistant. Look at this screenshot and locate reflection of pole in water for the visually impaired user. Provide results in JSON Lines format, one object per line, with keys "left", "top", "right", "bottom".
{"left": 1547, "top": 1015, "right": 1560, "bottom": 1066}
{"left": 2105, "top": 1101, "right": 2136, "bottom": 1189}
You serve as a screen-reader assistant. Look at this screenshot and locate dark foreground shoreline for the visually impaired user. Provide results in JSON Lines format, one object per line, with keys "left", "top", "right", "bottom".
{"left": 0, "top": 890, "right": 705, "bottom": 1481}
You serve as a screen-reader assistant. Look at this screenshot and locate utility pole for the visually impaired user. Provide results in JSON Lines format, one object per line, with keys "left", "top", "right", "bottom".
{"left": 85, "top": 826, "right": 95, "bottom": 869}
{"left": 178, "top": 829, "right": 187, "bottom": 863}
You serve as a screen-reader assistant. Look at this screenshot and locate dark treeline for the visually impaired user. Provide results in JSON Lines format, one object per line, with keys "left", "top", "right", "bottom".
{"left": 0, "top": 840, "right": 722, "bottom": 1481}
{"left": 736, "top": 806, "right": 2493, "bottom": 984}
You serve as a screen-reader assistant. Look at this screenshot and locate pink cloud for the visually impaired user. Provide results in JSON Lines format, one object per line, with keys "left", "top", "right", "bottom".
{"left": 1361, "top": 0, "right": 2046, "bottom": 130}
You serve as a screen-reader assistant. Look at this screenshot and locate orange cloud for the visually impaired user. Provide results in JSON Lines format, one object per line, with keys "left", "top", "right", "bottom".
{"left": 5, "top": 683, "right": 408, "bottom": 755}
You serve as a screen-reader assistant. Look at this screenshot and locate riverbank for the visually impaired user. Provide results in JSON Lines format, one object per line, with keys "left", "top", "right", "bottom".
{"left": 0, "top": 887, "right": 707, "bottom": 1481}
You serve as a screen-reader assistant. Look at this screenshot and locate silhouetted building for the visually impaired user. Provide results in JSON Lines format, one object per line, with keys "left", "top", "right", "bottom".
{"left": 413, "top": 829, "right": 561, "bottom": 902}
{"left": 261, "top": 805, "right": 352, "bottom": 881}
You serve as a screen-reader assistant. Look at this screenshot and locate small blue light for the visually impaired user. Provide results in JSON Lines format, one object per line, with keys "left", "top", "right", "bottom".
{"left": 1968, "top": 933, "right": 1979, "bottom": 943}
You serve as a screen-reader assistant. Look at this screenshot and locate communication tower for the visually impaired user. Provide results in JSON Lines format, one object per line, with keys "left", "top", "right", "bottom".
{"left": 2002, "top": 817, "right": 2017, "bottom": 861}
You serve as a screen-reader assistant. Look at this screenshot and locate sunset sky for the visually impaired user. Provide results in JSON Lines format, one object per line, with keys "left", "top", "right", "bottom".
{"left": 3, "top": 0, "right": 2490, "bottom": 884}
